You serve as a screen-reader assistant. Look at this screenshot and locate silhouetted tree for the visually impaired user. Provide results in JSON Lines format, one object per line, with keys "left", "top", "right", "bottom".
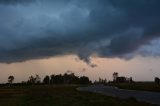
{"left": 50, "top": 74, "right": 55, "bottom": 84}
{"left": 43, "top": 75, "right": 50, "bottom": 84}
{"left": 8, "top": 76, "right": 14, "bottom": 85}
{"left": 28, "top": 75, "right": 36, "bottom": 84}
{"left": 49, "top": 73, "right": 91, "bottom": 84}
{"left": 79, "top": 76, "right": 91, "bottom": 84}
{"left": 113, "top": 72, "right": 118, "bottom": 82}
{"left": 97, "top": 78, "right": 107, "bottom": 84}
{"left": 155, "top": 77, "right": 160, "bottom": 84}
{"left": 28, "top": 75, "right": 41, "bottom": 85}
{"left": 50, "top": 74, "right": 64, "bottom": 84}
{"left": 63, "top": 73, "right": 79, "bottom": 84}
{"left": 35, "top": 75, "right": 41, "bottom": 84}
{"left": 129, "top": 77, "right": 133, "bottom": 83}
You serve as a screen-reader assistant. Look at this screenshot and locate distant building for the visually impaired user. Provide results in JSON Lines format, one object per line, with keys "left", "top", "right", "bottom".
{"left": 155, "top": 77, "right": 160, "bottom": 84}
{"left": 116, "top": 77, "right": 126, "bottom": 83}
{"left": 115, "top": 76, "right": 133, "bottom": 83}
{"left": 112, "top": 72, "right": 133, "bottom": 83}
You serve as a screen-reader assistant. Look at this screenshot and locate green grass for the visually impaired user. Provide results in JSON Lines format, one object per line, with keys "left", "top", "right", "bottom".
{"left": 0, "top": 85, "right": 154, "bottom": 106}
{"left": 109, "top": 82, "right": 160, "bottom": 92}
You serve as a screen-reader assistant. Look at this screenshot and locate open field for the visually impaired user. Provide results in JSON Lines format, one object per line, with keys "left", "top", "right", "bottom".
{"left": 109, "top": 82, "right": 160, "bottom": 92}
{"left": 0, "top": 85, "right": 154, "bottom": 106}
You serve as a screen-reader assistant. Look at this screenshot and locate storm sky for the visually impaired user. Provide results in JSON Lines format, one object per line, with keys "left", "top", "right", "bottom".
{"left": 0, "top": 0, "right": 160, "bottom": 82}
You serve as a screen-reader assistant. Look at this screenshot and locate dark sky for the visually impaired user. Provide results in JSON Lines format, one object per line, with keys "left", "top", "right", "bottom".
{"left": 0, "top": 0, "right": 160, "bottom": 64}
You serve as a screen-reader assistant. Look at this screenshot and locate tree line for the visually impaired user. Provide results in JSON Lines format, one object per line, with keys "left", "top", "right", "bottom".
{"left": 5, "top": 73, "right": 91, "bottom": 86}
{"left": 3, "top": 72, "right": 160, "bottom": 87}
{"left": 111, "top": 72, "right": 160, "bottom": 84}
{"left": 43, "top": 73, "right": 91, "bottom": 84}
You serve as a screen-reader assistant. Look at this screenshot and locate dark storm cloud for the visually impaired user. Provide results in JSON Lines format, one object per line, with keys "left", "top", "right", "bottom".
{"left": 0, "top": 0, "right": 35, "bottom": 5}
{"left": 0, "top": 0, "right": 160, "bottom": 64}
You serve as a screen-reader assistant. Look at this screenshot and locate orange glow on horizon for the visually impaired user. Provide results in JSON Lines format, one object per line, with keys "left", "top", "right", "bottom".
{"left": 0, "top": 55, "right": 160, "bottom": 83}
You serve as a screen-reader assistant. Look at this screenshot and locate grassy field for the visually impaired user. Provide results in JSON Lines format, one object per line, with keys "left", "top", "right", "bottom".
{"left": 109, "top": 82, "right": 160, "bottom": 92}
{"left": 0, "top": 85, "right": 154, "bottom": 106}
